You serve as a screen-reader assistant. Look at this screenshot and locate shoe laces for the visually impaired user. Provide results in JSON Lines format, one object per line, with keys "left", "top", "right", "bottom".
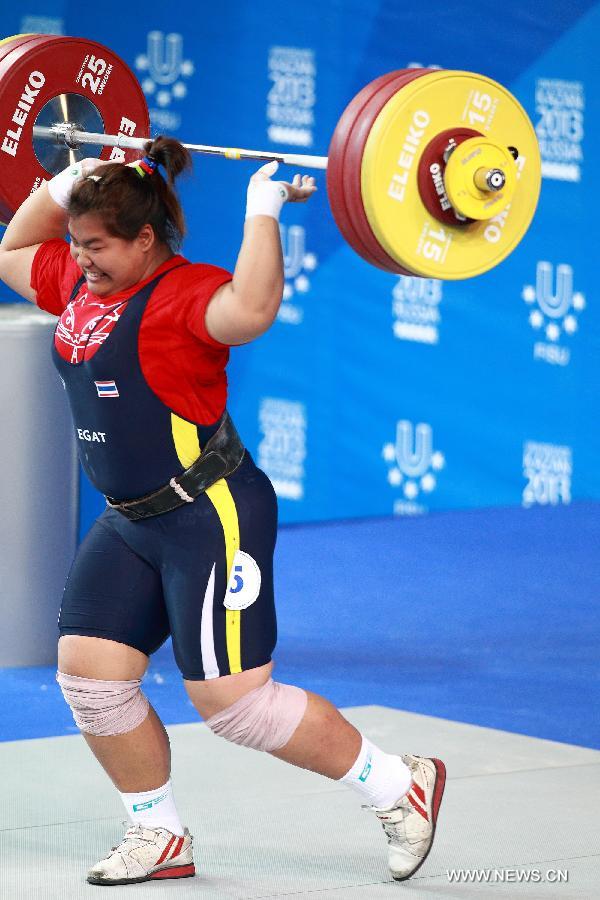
{"left": 381, "top": 812, "right": 408, "bottom": 844}
{"left": 109, "top": 822, "right": 163, "bottom": 854}
{"left": 387, "top": 804, "right": 410, "bottom": 842}
{"left": 362, "top": 797, "right": 410, "bottom": 844}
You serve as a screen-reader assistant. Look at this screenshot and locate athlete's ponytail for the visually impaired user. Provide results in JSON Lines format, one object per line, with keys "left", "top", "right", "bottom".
{"left": 68, "top": 136, "right": 193, "bottom": 250}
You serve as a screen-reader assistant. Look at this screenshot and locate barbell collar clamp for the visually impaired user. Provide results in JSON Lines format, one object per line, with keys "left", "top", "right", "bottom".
{"left": 473, "top": 167, "right": 506, "bottom": 192}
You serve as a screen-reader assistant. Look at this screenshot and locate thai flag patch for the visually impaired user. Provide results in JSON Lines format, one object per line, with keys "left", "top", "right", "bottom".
{"left": 95, "top": 380, "right": 119, "bottom": 398}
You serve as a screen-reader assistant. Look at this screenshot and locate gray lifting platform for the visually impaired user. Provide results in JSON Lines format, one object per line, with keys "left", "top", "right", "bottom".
{"left": 1, "top": 705, "right": 598, "bottom": 898}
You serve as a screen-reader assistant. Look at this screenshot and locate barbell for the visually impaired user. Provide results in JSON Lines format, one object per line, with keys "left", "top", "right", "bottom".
{"left": 0, "top": 34, "right": 542, "bottom": 280}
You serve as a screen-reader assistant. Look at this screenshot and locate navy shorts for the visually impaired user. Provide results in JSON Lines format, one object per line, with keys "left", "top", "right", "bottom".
{"left": 58, "top": 453, "right": 278, "bottom": 680}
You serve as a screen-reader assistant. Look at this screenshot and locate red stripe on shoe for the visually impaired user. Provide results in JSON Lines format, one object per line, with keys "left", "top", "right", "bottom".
{"left": 169, "top": 837, "right": 184, "bottom": 860}
{"left": 150, "top": 864, "right": 195, "bottom": 880}
{"left": 408, "top": 791, "right": 429, "bottom": 821}
{"left": 156, "top": 835, "right": 177, "bottom": 865}
{"left": 411, "top": 781, "right": 426, "bottom": 805}
{"left": 430, "top": 758, "right": 447, "bottom": 822}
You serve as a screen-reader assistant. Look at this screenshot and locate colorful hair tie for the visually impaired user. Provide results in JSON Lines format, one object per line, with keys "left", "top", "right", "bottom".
{"left": 129, "top": 155, "right": 158, "bottom": 178}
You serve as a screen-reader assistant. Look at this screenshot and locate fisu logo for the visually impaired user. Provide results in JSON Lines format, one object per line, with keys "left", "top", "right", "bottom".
{"left": 522, "top": 261, "right": 585, "bottom": 366}
{"left": 19, "top": 14, "right": 63, "bottom": 34}
{"left": 277, "top": 224, "right": 317, "bottom": 325}
{"left": 382, "top": 421, "right": 445, "bottom": 513}
{"left": 136, "top": 32, "right": 195, "bottom": 116}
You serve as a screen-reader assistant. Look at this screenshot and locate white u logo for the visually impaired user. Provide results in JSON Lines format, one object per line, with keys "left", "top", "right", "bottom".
{"left": 536, "top": 261, "right": 572, "bottom": 319}
{"left": 395, "top": 421, "right": 432, "bottom": 477}
{"left": 147, "top": 31, "right": 182, "bottom": 85}
{"left": 280, "top": 225, "right": 305, "bottom": 279}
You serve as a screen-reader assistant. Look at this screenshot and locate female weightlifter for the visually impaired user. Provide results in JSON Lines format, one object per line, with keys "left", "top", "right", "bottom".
{"left": 0, "top": 137, "right": 445, "bottom": 886}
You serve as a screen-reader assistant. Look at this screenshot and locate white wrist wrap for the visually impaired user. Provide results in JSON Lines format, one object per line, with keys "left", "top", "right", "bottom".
{"left": 245, "top": 180, "right": 289, "bottom": 221}
{"left": 47, "top": 162, "right": 86, "bottom": 209}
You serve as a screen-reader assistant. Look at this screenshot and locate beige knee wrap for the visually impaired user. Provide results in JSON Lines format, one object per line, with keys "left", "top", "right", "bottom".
{"left": 205, "top": 678, "right": 308, "bottom": 752}
{"left": 56, "top": 671, "right": 149, "bottom": 736}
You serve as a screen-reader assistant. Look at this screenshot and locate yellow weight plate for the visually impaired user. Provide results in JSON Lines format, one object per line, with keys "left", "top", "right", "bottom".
{"left": 360, "top": 70, "right": 541, "bottom": 280}
{"left": 444, "top": 136, "right": 517, "bottom": 220}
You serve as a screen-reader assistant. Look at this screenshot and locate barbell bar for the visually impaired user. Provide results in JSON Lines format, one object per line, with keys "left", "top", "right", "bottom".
{"left": 0, "top": 34, "right": 542, "bottom": 279}
{"left": 31, "top": 123, "right": 330, "bottom": 169}
{"left": 31, "top": 123, "right": 512, "bottom": 191}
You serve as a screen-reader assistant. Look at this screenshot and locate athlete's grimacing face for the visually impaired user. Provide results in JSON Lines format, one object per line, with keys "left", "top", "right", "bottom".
{"left": 68, "top": 213, "right": 156, "bottom": 298}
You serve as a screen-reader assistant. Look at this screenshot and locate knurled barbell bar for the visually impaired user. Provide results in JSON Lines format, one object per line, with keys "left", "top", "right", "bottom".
{"left": 0, "top": 34, "right": 542, "bottom": 280}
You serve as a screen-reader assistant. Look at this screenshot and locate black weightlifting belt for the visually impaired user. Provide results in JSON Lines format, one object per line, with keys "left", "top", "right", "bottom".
{"left": 105, "top": 410, "right": 245, "bottom": 521}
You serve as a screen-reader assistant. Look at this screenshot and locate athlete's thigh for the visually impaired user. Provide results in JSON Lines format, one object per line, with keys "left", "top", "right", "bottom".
{"left": 164, "top": 455, "right": 278, "bottom": 680}
{"left": 59, "top": 512, "right": 170, "bottom": 658}
{"left": 58, "top": 635, "right": 150, "bottom": 680}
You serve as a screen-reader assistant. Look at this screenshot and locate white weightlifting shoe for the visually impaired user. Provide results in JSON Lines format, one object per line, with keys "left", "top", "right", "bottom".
{"left": 371, "top": 754, "right": 446, "bottom": 881}
{"left": 87, "top": 822, "right": 195, "bottom": 885}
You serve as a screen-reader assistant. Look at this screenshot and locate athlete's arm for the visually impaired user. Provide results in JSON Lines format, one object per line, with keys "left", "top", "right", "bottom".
{"left": 205, "top": 165, "right": 316, "bottom": 345}
{"left": 0, "top": 158, "right": 106, "bottom": 303}
{"left": 0, "top": 185, "right": 67, "bottom": 303}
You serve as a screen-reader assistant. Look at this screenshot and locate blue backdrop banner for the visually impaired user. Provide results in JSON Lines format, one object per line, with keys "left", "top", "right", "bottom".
{"left": 0, "top": 0, "right": 598, "bottom": 533}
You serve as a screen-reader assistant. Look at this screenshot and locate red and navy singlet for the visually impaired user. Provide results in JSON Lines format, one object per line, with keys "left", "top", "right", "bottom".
{"left": 32, "top": 240, "right": 233, "bottom": 499}
{"left": 32, "top": 240, "right": 279, "bottom": 681}
{"left": 33, "top": 240, "right": 232, "bottom": 421}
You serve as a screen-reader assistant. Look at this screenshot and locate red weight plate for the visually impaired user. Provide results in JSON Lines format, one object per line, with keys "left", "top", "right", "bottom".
{"left": 327, "top": 71, "right": 410, "bottom": 271}
{"left": 0, "top": 36, "right": 150, "bottom": 221}
{"left": 0, "top": 36, "right": 54, "bottom": 219}
{"left": 417, "top": 127, "right": 481, "bottom": 226}
{"left": 0, "top": 37, "right": 79, "bottom": 219}
{"left": 341, "top": 68, "right": 436, "bottom": 273}
{"left": 328, "top": 70, "right": 433, "bottom": 272}
{"left": 0, "top": 34, "right": 44, "bottom": 62}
